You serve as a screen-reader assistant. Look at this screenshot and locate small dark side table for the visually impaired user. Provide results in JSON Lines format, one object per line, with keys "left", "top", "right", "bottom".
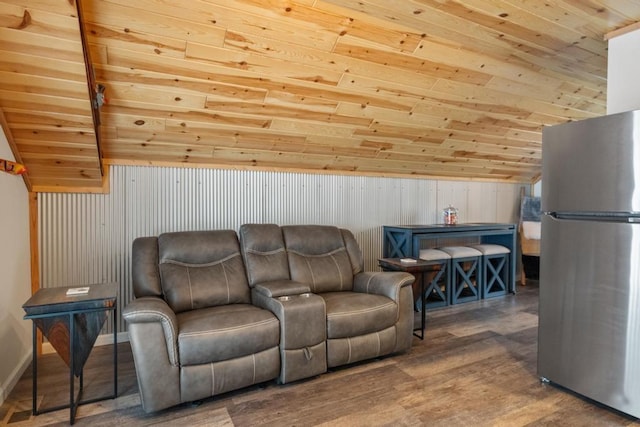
{"left": 378, "top": 258, "right": 443, "bottom": 340}
{"left": 23, "top": 283, "right": 118, "bottom": 425}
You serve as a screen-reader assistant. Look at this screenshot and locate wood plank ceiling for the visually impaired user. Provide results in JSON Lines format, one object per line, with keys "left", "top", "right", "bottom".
{"left": 2, "top": 1, "right": 640, "bottom": 192}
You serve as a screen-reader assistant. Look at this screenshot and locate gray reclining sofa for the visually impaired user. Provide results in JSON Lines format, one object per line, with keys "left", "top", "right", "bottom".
{"left": 123, "top": 224, "right": 414, "bottom": 412}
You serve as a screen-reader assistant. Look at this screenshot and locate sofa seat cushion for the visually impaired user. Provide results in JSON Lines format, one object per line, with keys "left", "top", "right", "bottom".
{"left": 177, "top": 304, "right": 279, "bottom": 366}
{"left": 320, "top": 291, "right": 398, "bottom": 339}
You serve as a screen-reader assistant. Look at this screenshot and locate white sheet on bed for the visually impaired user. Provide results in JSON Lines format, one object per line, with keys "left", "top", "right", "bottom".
{"left": 522, "top": 221, "right": 541, "bottom": 240}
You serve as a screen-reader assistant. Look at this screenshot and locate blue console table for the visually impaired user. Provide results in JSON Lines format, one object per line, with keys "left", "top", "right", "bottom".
{"left": 382, "top": 223, "right": 517, "bottom": 293}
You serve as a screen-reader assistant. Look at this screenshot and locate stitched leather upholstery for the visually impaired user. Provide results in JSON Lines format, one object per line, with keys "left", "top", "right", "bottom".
{"left": 239, "top": 223, "right": 290, "bottom": 286}
{"left": 283, "top": 225, "right": 354, "bottom": 293}
{"left": 177, "top": 304, "right": 279, "bottom": 365}
{"left": 281, "top": 225, "right": 413, "bottom": 367}
{"left": 132, "top": 237, "right": 163, "bottom": 298}
{"left": 124, "top": 224, "right": 414, "bottom": 413}
{"left": 123, "top": 229, "right": 280, "bottom": 413}
{"left": 322, "top": 291, "right": 398, "bottom": 339}
{"left": 158, "top": 230, "right": 250, "bottom": 313}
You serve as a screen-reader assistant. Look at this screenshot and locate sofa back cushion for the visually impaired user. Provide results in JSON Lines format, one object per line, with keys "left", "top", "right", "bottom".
{"left": 239, "top": 224, "right": 290, "bottom": 286}
{"left": 282, "top": 225, "right": 354, "bottom": 293}
{"left": 132, "top": 236, "right": 163, "bottom": 298}
{"left": 340, "top": 228, "right": 364, "bottom": 275}
{"left": 158, "top": 230, "right": 250, "bottom": 313}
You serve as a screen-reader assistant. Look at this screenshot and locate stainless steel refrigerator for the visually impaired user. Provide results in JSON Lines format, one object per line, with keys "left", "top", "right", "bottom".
{"left": 539, "top": 109, "right": 640, "bottom": 418}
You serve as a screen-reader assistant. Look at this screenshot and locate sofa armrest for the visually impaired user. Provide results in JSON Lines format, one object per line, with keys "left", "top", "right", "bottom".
{"left": 353, "top": 271, "right": 414, "bottom": 301}
{"left": 123, "top": 296, "right": 179, "bottom": 366}
{"left": 354, "top": 271, "right": 415, "bottom": 353}
{"left": 253, "top": 279, "right": 311, "bottom": 298}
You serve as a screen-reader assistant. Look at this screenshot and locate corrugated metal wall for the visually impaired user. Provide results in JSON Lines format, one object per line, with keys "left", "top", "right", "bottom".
{"left": 38, "top": 165, "right": 526, "bottom": 333}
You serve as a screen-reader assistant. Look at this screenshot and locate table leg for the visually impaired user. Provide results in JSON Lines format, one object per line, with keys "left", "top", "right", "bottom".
{"left": 31, "top": 322, "right": 38, "bottom": 415}
{"left": 412, "top": 272, "right": 426, "bottom": 340}
{"left": 420, "top": 272, "right": 426, "bottom": 340}
{"left": 113, "top": 306, "right": 118, "bottom": 398}
{"left": 411, "top": 272, "right": 422, "bottom": 307}
{"left": 69, "top": 312, "right": 75, "bottom": 424}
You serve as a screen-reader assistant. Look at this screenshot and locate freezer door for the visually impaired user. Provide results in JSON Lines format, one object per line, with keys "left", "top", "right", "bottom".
{"left": 542, "top": 110, "right": 640, "bottom": 213}
{"left": 538, "top": 214, "right": 640, "bottom": 418}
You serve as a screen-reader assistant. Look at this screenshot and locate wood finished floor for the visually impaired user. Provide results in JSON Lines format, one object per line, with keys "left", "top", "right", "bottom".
{"left": 3, "top": 281, "right": 639, "bottom": 426}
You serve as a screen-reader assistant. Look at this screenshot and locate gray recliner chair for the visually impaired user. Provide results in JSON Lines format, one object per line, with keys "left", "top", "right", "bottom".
{"left": 281, "top": 225, "right": 414, "bottom": 368}
{"left": 122, "top": 230, "right": 280, "bottom": 413}
{"left": 240, "top": 224, "right": 414, "bottom": 375}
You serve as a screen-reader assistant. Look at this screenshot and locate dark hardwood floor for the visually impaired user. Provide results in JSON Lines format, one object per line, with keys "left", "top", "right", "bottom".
{"left": 3, "top": 282, "right": 639, "bottom": 426}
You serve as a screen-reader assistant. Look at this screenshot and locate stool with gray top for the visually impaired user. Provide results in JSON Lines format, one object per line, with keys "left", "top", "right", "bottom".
{"left": 439, "top": 246, "right": 482, "bottom": 304}
{"left": 417, "top": 248, "right": 451, "bottom": 309}
{"left": 470, "top": 244, "right": 510, "bottom": 299}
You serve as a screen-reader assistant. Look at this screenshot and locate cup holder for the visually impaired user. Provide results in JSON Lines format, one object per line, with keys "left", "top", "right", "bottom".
{"left": 300, "top": 293, "right": 311, "bottom": 298}
{"left": 278, "top": 296, "right": 291, "bottom": 302}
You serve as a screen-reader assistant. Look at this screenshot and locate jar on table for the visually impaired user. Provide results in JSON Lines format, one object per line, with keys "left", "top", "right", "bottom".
{"left": 443, "top": 205, "right": 458, "bottom": 225}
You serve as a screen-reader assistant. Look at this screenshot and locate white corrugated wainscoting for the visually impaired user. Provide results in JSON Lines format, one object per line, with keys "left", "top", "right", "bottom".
{"left": 38, "top": 165, "right": 526, "bottom": 334}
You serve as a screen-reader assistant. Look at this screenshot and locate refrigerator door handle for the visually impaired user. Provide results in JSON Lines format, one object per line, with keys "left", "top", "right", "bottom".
{"left": 547, "top": 212, "right": 640, "bottom": 223}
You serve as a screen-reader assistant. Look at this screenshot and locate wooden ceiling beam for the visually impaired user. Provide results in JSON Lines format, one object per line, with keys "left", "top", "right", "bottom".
{"left": 0, "top": 106, "right": 31, "bottom": 190}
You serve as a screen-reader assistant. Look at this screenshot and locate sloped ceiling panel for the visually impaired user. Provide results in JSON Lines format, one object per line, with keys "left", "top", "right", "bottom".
{"left": 2, "top": 1, "right": 640, "bottom": 191}
{"left": 82, "top": 0, "right": 621, "bottom": 183}
{"left": 0, "top": 0, "right": 103, "bottom": 192}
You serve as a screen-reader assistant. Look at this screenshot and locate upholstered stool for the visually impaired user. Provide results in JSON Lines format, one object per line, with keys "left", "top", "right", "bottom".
{"left": 417, "top": 248, "right": 451, "bottom": 309}
{"left": 438, "top": 246, "right": 482, "bottom": 304}
{"left": 470, "top": 244, "right": 510, "bottom": 299}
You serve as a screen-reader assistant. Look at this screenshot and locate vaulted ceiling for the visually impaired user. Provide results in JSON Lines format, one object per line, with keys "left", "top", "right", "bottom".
{"left": 1, "top": 1, "right": 639, "bottom": 193}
